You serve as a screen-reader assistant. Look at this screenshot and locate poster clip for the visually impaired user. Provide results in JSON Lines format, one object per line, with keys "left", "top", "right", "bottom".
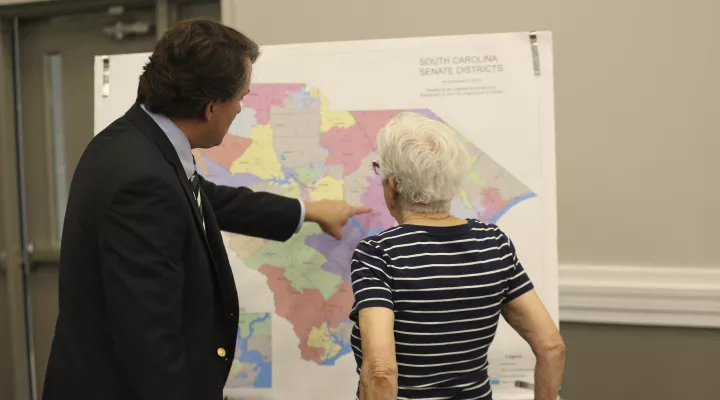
{"left": 529, "top": 32, "right": 540, "bottom": 76}
{"left": 102, "top": 55, "right": 111, "bottom": 97}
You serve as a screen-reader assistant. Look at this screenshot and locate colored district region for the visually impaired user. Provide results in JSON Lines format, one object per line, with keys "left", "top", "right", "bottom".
{"left": 260, "top": 265, "right": 353, "bottom": 365}
{"left": 200, "top": 83, "right": 535, "bottom": 367}
{"left": 226, "top": 312, "right": 272, "bottom": 388}
{"left": 195, "top": 136, "right": 252, "bottom": 170}
{"left": 243, "top": 84, "right": 306, "bottom": 125}
{"left": 306, "top": 223, "right": 365, "bottom": 284}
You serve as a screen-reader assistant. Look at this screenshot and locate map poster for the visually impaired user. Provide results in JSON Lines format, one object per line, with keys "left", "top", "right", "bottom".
{"left": 93, "top": 31, "right": 557, "bottom": 400}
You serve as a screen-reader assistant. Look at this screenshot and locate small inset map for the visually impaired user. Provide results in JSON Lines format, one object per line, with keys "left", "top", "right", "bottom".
{"left": 226, "top": 312, "right": 272, "bottom": 388}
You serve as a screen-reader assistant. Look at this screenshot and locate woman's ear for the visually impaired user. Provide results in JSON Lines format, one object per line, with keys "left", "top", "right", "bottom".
{"left": 388, "top": 176, "right": 398, "bottom": 203}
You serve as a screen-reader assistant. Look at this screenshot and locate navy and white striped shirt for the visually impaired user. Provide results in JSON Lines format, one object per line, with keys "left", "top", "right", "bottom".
{"left": 349, "top": 219, "right": 534, "bottom": 400}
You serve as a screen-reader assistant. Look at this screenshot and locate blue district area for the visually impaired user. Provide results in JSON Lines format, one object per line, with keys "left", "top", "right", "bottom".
{"left": 321, "top": 320, "right": 354, "bottom": 366}
{"left": 235, "top": 313, "right": 272, "bottom": 388}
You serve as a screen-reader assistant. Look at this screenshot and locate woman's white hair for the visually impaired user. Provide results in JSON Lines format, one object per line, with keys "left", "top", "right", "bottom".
{"left": 376, "top": 112, "right": 471, "bottom": 214}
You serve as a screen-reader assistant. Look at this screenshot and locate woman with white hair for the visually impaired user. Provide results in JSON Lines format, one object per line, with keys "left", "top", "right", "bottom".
{"left": 349, "top": 112, "right": 565, "bottom": 400}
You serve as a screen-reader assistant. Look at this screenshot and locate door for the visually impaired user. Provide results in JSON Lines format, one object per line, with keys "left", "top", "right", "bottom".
{"left": 2, "top": 2, "right": 221, "bottom": 399}
{"left": 18, "top": 10, "right": 158, "bottom": 399}
{"left": 0, "top": 18, "right": 30, "bottom": 400}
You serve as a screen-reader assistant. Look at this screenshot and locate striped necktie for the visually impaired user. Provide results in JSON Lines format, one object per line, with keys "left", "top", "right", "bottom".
{"left": 190, "top": 157, "right": 204, "bottom": 230}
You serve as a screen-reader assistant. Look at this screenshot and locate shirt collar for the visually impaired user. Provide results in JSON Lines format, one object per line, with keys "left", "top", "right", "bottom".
{"left": 140, "top": 104, "right": 195, "bottom": 179}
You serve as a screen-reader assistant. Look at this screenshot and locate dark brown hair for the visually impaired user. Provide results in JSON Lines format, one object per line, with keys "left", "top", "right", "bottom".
{"left": 137, "top": 18, "right": 259, "bottom": 119}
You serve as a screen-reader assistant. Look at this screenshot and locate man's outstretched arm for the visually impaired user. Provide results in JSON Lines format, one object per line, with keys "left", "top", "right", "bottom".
{"left": 201, "top": 177, "right": 371, "bottom": 241}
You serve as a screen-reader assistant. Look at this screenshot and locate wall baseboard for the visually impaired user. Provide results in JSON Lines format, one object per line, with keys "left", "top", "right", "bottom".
{"left": 559, "top": 264, "right": 720, "bottom": 329}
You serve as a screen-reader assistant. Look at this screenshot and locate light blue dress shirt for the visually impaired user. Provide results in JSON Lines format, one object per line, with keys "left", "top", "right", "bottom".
{"left": 140, "top": 104, "right": 305, "bottom": 233}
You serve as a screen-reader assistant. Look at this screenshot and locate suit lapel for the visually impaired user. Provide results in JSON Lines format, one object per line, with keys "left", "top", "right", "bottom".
{"left": 198, "top": 188, "right": 239, "bottom": 309}
{"left": 123, "top": 103, "right": 227, "bottom": 302}
{"left": 177, "top": 169, "right": 210, "bottom": 244}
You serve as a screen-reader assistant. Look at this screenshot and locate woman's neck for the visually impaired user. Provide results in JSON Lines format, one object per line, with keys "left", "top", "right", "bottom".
{"left": 399, "top": 211, "right": 467, "bottom": 227}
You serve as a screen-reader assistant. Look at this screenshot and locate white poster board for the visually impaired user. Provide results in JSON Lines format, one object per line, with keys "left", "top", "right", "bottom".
{"left": 94, "top": 31, "right": 557, "bottom": 400}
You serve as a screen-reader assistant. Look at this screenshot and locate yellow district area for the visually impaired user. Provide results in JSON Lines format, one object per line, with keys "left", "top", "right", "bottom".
{"left": 307, "top": 323, "right": 342, "bottom": 361}
{"left": 229, "top": 125, "right": 283, "bottom": 179}
{"left": 467, "top": 171, "right": 485, "bottom": 186}
{"left": 228, "top": 234, "right": 266, "bottom": 261}
{"left": 460, "top": 190, "right": 473, "bottom": 209}
{"left": 308, "top": 88, "right": 355, "bottom": 132}
{"left": 308, "top": 176, "right": 344, "bottom": 201}
{"left": 268, "top": 180, "right": 302, "bottom": 199}
{"left": 229, "top": 360, "right": 255, "bottom": 376}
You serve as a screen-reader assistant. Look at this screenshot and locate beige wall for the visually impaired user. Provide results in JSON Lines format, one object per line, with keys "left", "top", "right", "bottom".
{"left": 560, "top": 322, "right": 720, "bottom": 400}
{"left": 222, "top": 1, "right": 719, "bottom": 399}
{"left": 223, "top": 0, "right": 719, "bottom": 267}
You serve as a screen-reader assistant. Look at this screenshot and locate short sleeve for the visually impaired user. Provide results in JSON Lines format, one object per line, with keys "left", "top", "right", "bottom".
{"left": 497, "top": 229, "right": 534, "bottom": 304}
{"left": 349, "top": 239, "right": 394, "bottom": 320}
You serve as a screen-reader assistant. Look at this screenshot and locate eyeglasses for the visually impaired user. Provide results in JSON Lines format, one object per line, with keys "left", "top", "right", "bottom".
{"left": 372, "top": 160, "right": 380, "bottom": 175}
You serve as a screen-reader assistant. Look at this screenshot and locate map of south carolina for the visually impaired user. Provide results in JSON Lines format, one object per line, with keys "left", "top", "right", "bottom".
{"left": 193, "top": 84, "right": 534, "bottom": 385}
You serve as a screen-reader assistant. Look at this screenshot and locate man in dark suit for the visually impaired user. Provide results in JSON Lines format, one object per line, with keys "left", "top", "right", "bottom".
{"left": 43, "top": 19, "right": 370, "bottom": 400}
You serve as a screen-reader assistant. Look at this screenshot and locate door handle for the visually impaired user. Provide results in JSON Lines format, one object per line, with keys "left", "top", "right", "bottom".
{"left": 25, "top": 242, "right": 60, "bottom": 271}
{"left": 0, "top": 251, "right": 6, "bottom": 275}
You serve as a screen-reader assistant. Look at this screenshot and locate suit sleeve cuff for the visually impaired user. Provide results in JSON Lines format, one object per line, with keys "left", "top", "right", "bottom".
{"left": 295, "top": 199, "right": 305, "bottom": 233}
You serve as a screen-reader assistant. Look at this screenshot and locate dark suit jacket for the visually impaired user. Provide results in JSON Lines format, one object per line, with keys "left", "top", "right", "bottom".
{"left": 43, "top": 103, "right": 301, "bottom": 400}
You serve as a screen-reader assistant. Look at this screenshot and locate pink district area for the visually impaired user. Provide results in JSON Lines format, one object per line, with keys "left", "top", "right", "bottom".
{"left": 259, "top": 264, "right": 353, "bottom": 364}
{"left": 244, "top": 84, "right": 306, "bottom": 124}
{"left": 481, "top": 187, "right": 511, "bottom": 220}
{"left": 320, "top": 125, "right": 374, "bottom": 176}
{"left": 354, "top": 177, "right": 395, "bottom": 234}
{"left": 350, "top": 110, "right": 405, "bottom": 150}
{"left": 195, "top": 135, "right": 252, "bottom": 169}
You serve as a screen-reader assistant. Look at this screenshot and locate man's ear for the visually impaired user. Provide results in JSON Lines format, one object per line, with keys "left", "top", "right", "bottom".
{"left": 203, "top": 102, "right": 215, "bottom": 121}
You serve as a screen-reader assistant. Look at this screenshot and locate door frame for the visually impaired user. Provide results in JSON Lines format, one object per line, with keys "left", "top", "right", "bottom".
{"left": 0, "top": 0, "right": 215, "bottom": 19}
{"left": 0, "top": 17, "right": 32, "bottom": 400}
